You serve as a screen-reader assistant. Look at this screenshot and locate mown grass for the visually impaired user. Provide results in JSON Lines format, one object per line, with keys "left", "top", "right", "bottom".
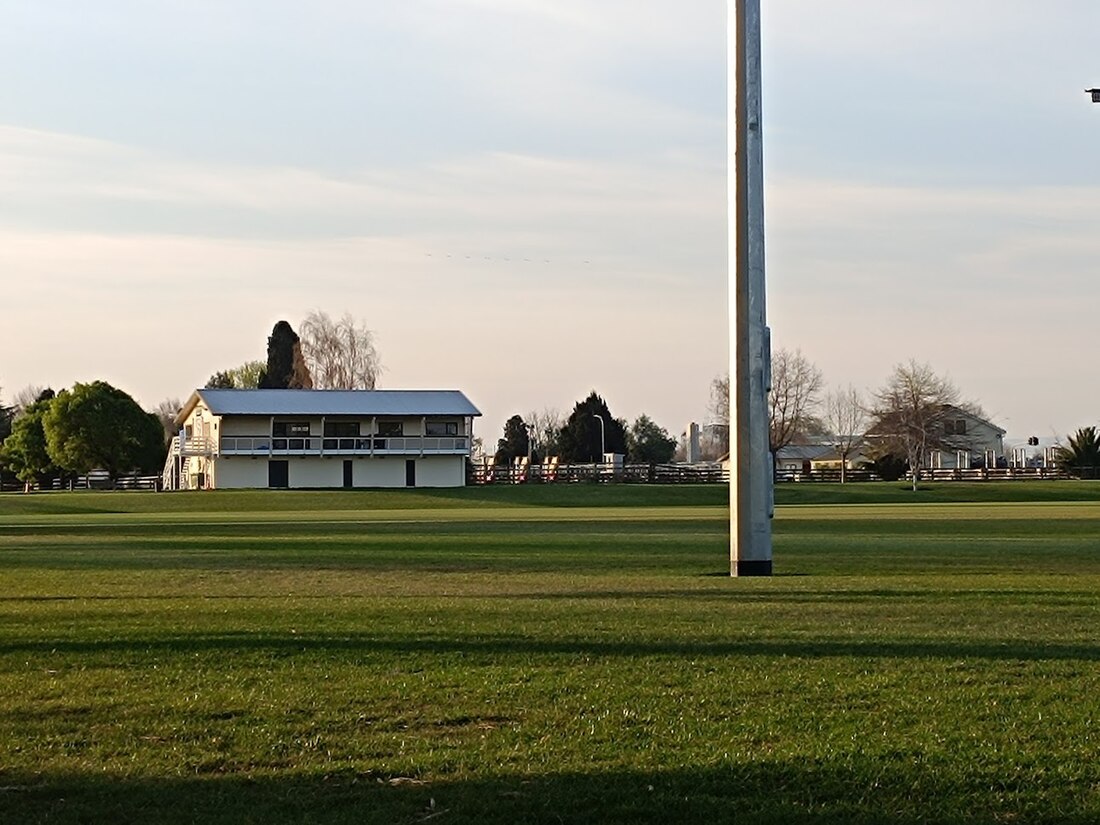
{"left": 1, "top": 485, "right": 1099, "bottom": 823}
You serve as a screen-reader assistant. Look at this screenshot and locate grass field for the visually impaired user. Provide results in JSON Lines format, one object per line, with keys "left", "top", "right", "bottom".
{"left": 1, "top": 483, "right": 1100, "bottom": 823}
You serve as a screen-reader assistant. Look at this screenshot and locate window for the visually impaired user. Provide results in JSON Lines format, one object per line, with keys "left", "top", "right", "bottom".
{"left": 324, "top": 421, "right": 359, "bottom": 438}
{"left": 944, "top": 419, "right": 967, "bottom": 436}
{"left": 425, "top": 421, "right": 459, "bottom": 436}
{"left": 377, "top": 421, "right": 403, "bottom": 436}
{"left": 273, "top": 421, "right": 310, "bottom": 437}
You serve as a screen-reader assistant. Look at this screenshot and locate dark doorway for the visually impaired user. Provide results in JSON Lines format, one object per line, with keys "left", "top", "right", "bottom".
{"left": 343, "top": 460, "right": 353, "bottom": 489}
{"left": 268, "top": 460, "right": 289, "bottom": 489}
{"left": 405, "top": 459, "right": 416, "bottom": 488}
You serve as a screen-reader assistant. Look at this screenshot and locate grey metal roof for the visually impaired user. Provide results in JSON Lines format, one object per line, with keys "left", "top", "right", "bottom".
{"left": 187, "top": 389, "right": 481, "bottom": 420}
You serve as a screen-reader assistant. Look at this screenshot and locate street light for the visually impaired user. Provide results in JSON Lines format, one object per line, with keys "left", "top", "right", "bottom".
{"left": 1088, "top": 88, "right": 1100, "bottom": 103}
{"left": 591, "top": 414, "right": 606, "bottom": 460}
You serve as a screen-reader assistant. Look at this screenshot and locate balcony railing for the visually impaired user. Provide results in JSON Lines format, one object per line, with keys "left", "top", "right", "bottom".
{"left": 217, "top": 435, "right": 470, "bottom": 456}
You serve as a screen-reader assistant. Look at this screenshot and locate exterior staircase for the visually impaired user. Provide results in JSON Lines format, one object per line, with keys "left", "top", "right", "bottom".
{"left": 161, "top": 435, "right": 215, "bottom": 491}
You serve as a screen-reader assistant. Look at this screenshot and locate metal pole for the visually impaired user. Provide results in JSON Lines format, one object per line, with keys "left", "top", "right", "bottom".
{"left": 730, "top": 0, "right": 773, "bottom": 576}
{"left": 592, "top": 414, "right": 606, "bottom": 459}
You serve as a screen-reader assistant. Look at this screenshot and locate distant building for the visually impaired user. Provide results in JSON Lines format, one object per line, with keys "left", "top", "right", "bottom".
{"left": 867, "top": 404, "right": 1005, "bottom": 470}
{"left": 163, "top": 389, "right": 480, "bottom": 490}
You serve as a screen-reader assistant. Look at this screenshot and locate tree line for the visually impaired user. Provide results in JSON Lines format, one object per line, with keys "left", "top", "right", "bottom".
{"left": 713, "top": 348, "right": 1100, "bottom": 485}
{"left": 491, "top": 392, "right": 678, "bottom": 466}
{"left": 0, "top": 383, "right": 164, "bottom": 489}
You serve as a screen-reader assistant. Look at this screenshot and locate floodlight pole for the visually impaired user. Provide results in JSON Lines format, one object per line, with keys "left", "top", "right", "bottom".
{"left": 592, "top": 414, "right": 606, "bottom": 458}
{"left": 729, "top": 0, "right": 773, "bottom": 576}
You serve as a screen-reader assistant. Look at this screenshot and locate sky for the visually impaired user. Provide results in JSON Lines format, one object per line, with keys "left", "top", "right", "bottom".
{"left": 2, "top": 1, "right": 1098, "bottom": 445}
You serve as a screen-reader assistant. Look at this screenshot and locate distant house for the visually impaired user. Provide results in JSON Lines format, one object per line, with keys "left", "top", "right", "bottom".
{"left": 866, "top": 403, "right": 1006, "bottom": 471}
{"left": 163, "top": 389, "right": 481, "bottom": 490}
{"left": 925, "top": 405, "right": 1005, "bottom": 469}
{"left": 773, "top": 444, "right": 836, "bottom": 478}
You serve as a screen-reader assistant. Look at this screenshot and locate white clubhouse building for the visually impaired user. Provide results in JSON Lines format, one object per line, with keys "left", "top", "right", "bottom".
{"left": 163, "top": 389, "right": 480, "bottom": 490}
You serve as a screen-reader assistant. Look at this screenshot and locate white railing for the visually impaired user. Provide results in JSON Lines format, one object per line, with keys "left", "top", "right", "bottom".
{"left": 218, "top": 435, "right": 469, "bottom": 455}
{"left": 171, "top": 435, "right": 217, "bottom": 456}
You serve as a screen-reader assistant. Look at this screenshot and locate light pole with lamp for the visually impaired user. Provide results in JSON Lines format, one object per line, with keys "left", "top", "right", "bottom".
{"left": 1088, "top": 88, "right": 1100, "bottom": 103}
{"left": 592, "top": 414, "right": 606, "bottom": 462}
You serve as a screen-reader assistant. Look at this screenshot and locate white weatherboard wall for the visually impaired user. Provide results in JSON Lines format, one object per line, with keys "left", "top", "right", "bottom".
{"left": 216, "top": 457, "right": 269, "bottom": 489}
{"left": 289, "top": 458, "right": 341, "bottom": 488}
{"left": 221, "top": 416, "right": 269, "bottom": 437}
{"left": 416, "top": 456, "right": 465, "bottom": 487}
{"left": 210, "top": 456, "right": 466, "bottom": 489}
{"left": 353, "top": 458, "right": 406, "bottom": 488}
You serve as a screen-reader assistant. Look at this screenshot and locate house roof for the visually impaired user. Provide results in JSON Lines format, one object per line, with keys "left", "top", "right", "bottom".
{"left": 775, "top": 444, "right": 836, "bottom": 462}
{"left": 866, "top": 404, "right": 1006, "bottom": 437}
{"left": 177, "top": 389, "right": 481, "bottom": 426}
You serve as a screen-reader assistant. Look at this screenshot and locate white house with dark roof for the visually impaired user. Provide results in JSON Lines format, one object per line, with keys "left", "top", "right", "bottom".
{"left": 163, "top": 389, "right": 481, "bottom": 490}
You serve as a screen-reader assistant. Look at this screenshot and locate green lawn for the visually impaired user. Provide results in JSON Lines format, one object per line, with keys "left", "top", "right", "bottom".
{"left": 1, "top": 484, "right": 1099, "bottom": 823}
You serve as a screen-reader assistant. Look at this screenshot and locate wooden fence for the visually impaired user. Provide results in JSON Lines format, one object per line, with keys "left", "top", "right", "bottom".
{"left": 0, "top": 474, "right": 161, "bottom": 493}
{"left": 469, "top": 462, "right": 729, "bottom": 485}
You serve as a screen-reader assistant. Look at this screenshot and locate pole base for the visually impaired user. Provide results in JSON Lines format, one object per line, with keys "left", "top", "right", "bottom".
{"left": 732, "top": 559, "right": 772, "bottom": 577}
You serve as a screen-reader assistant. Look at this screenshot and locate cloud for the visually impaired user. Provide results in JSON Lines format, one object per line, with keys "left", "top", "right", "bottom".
{"left": 0, "top": 124, "right": 724, "bottom": 278}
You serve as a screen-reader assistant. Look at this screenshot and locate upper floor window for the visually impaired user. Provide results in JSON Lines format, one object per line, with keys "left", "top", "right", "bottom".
{"left": 377, "top": 421, "right": 403, "bottom": 437}
{"left": 273, "top": 421, "right": 310, "bottom": 437}
{"left": 324, "top": 421, "right": 359, "bottom": 438}
{"left": 944, "top": 419, "right": 967, "bottom": 436}
{"left": 425, "top": 421, "right": 459, "bottom": 436}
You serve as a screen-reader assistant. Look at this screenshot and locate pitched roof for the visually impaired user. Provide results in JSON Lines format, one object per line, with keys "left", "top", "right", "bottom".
{"left": 178, "top": 389, "right": 480, "bottom": 425}
{"left": 775, "top": 444, "right": 836, "bottom": 462}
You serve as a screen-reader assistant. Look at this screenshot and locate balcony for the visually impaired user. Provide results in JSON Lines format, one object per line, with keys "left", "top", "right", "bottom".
{"left": 217, "top": 435, "right": 470, "bottom": 456}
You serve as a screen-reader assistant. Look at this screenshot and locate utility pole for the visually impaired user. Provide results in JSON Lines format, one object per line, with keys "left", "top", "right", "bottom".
{"left": 730, "top": 0, "right": 773, "bottom": 576}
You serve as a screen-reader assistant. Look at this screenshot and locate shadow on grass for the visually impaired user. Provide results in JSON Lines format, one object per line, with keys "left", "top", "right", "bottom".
{"left": 3, "top": 759, "right": 1096, "bottom": 825}
{"left": 3, "top": 631, "right": 1097, "bottom": 663}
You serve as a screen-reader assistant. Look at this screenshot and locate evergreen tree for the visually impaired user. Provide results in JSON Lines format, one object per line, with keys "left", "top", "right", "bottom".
{"left": 558, "top": 392, "right": 627, "bottom": 463}
{"left": 259, "top": 321, "right": 313, "bottom": 389}
{"left": 0, "top": 392, "right": 59, "bottom": 487}
{"left": 626, "top": 415, "right": 677, "bottom": 464}
{"left": 43, "top": 382, "right": 165, "bottom": 477}
{"left": 495, "top": 415, "right": 531, "bottom": 463}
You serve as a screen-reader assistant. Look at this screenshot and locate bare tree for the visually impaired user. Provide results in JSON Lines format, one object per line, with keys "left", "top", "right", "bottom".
{"left": 822, "top": 385, "right": 866, "bottom": 484}
{"left": 299, "top": 310, "right": 381, "bottom": 390}
{"left": 154, "top": 398, "right": 184, "bottom": 444}
{"left": 769, "top": 348, "right": 824, "bottom": 457}
{"left": 525, "top": 407, "right": 563, "bottom": 458}
{"left": 870, "top": 360, "right": 959, "bottom": 491}
{"left": 12, "top": 385, "right": 47, "bottom": 414}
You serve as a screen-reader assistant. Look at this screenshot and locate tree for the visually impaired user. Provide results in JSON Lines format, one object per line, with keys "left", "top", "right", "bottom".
{"left": 258, "top": 321, "right": 312, "bottom": 389}
{"left": 769, "top": 348, "right": 824, "bottom": 458}
{"left": 206, "top": 360, "right": 265, "bottom": 390}
{"left": 43, "top": 382, "right": 166, "bottom": 478}
{"left": 299, "top": 310, "right": 381, "bottom": 390}
{"left": 154, "top": 398, "right": 183, "bottom": 445}
{"left": 822, "top": 385, "right": 867, "bottom": 483}
{"left": 558, "top": 392, "right": 627, "bottom": 463}
{"left": 12, "top": 385, "right": 47, "bottom": 415}
{"left": 1056, "top": 427, "right": 1100, "bottom": 479}
{"left": 495, "top": 415, "right": 531, "bottom": 463}
{"left": 1, "top": 392, "right": 60, "bottom": 489}
{"left": 526, "top": 408, "right": 563, "bottom": 458}
{"left": 0, "top": 394, "right": 11, "bottom": 446}
{"left": 626, "top": 415, "right": 677, "bottom": 464}
{"left": 869, "top": 361, "right": 960, "bottom": 491}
